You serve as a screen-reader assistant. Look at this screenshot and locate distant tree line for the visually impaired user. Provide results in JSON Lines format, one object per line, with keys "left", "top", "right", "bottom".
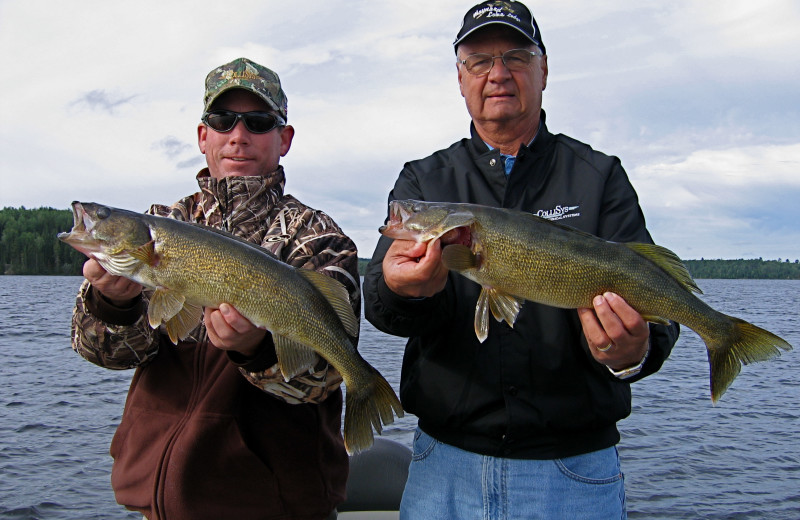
{"left": 3, "top": 207, "right": 800, "bottom": 279}
{"left": 1, "top": 207, "right": 86, "bottom": 275}
{"left": 684, "top": 258, "right": 800, "bottom": 280}
{"left": 356, "top": 258, "right": 800, "bottom": 279}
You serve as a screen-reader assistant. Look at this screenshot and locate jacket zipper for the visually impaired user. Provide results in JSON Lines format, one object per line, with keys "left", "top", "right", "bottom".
{"left": 152, "top": 333, "right": 207, "bottom": 519}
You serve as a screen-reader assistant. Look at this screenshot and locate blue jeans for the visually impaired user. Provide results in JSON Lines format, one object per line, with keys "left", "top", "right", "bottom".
{"left": 400, "top": 428, "right": 626, "bottom": 520}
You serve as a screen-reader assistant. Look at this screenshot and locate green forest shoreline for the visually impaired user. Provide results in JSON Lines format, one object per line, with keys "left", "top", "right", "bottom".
{"left": 3, "top": 207, "right": 800, "bottom": 279}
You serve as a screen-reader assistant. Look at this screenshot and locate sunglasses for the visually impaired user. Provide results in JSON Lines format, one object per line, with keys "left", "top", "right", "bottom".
{"left": 201, "top": 110, "right": 286, "bottom": 134}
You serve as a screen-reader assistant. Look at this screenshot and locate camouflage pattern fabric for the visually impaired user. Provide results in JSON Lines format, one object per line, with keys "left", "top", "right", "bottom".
{"left": 71, "top": 166, "right": 360, "bottom": 404}
{"left": 203, "top": 57, "right": 288, "bottom": 119}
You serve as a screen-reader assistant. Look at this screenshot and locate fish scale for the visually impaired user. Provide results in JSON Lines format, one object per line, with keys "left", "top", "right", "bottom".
{"left": 59, "top": 201, "right": 403, "bottom": 453}
{"left": 380, "top": 199, "right": 792, "bottom": 402}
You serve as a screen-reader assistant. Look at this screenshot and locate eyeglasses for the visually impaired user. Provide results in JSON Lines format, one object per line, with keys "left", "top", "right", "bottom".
{"left": 458, "top": 48, "right": 543, "bottom": 76}
{"left": 201, "top": 110, "right": 286, "bottom": 134}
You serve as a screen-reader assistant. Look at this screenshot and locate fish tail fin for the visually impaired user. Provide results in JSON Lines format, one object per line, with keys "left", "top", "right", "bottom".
{"left": 344, "top": 369, "right": 404, "bottom": 455}
{"left": 704, "top": 316, "right": 792, "bottom": 403}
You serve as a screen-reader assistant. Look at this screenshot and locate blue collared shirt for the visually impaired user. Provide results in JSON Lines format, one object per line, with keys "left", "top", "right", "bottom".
{"left": 484, "top": 121, "right": 542, "bottom": 175}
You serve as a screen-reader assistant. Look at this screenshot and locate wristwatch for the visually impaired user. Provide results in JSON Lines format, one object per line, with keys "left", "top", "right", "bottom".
{"left": 606, "top": 340, "right": 650, "bottom": 380}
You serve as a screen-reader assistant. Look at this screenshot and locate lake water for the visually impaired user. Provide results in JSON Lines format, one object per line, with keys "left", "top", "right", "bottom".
{"left": 0, "top": 276, "right": 798, "bottom": 519}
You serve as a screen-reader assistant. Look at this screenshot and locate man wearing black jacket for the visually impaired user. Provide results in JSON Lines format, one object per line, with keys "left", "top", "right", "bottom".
{"left": 363, "top": 2, "right": 679, "bottom": 519}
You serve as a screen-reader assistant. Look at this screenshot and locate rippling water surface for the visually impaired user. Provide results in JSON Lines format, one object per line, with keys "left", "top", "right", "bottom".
{"left": 0, "top": 276, "right": 798, "bottom": 519}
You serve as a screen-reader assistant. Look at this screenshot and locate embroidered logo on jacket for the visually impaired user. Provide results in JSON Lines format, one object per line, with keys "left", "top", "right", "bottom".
{"left": 536, "top": 205, "right": 580, "bottom": 221}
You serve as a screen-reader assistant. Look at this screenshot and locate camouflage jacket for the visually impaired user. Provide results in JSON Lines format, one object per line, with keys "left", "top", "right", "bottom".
{"left": 71, "top": 167, "right": 361, "bottom": 404}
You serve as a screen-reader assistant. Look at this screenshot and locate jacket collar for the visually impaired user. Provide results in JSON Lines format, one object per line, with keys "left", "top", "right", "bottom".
{"left": 194, "top": 166, "right": 286, "bottom": 231}
{"left": 468, "top": 109, "right": 553, "bottom": 158}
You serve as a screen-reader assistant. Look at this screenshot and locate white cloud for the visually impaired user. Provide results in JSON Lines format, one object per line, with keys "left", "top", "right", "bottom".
{"left": 634, "top": 143, "right": 800, "bottom": 259}
{"left": 1, "top": 0, "right": 799, "bottom": 260}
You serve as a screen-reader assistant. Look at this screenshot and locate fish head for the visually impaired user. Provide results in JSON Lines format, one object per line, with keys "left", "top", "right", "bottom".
{"left": 379, "top": 200, "right": 475, "bottom": 244}
{"left": 58, "top": 202, "right": 154, "bottom": 272}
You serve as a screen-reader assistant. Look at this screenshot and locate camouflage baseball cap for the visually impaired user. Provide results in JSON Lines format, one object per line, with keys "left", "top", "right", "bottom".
{"left": 203, "top": 57, "right": 288, "bottom": 120}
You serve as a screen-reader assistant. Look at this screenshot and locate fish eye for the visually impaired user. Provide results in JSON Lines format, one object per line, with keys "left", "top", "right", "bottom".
{"left": 97, "top": 206, "right": 110, "bottom": 219}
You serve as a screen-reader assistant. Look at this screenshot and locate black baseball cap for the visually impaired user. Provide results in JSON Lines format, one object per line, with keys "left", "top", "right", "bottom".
{"left": 453, "top": 1, "right": 545, "bottom": 55}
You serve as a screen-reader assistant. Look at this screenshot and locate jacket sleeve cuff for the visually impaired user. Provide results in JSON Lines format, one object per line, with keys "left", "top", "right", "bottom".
{"left": 226, "top": 332, "right": 279, "bottom": 372}
{"left": 84, "top": 285, "right": 146, "bottom": 326}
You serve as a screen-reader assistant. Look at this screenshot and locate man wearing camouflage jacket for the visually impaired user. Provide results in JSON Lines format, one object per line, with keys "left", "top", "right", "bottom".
{"left": 70, "top": 58, "right": 358, "bottom": 520}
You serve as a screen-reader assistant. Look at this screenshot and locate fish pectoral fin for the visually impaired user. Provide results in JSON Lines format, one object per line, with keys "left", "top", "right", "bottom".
{"left": 486, "top": 288, "right": 523, "bottom": 327}
{"left": 273, "top": 335, "right": 319, "bottom": 382}
{"left": 147, "top": 288, "right": 186, "bottom": 330}
{"left": 624, "top": 243, "right": 702, "bottom": 294}
{"left": 474, "top": 289, "right": 490, "bottom": 343}
{"left": 128, "top": 240, "right": 159, "bottom": 266}
{"left": 641, "top": 314, "right": 671, "bottom": 326}
{"left": 441, "top": 244, "right": 478, "bottom": 271}
{"left": 297, "top": 269, "right": 359, "bottom": 337}
{"left": 164, "top": 302, "right": 202, "bottom": 344}
{"left": 474, "top": 287, "right": 524, "bottom": 343}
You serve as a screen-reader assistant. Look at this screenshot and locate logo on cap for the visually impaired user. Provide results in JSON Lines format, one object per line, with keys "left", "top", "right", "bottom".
{"left": 453, "top": 1, "right": 544, "bottom": 54}
{"left": 203, "top": 57, "right": 288, "bottom": 120}
{"left": 473, "top": 1, "right": 521, "bottom": 23}
{"left": 221, "top": 69, "right": 261, "bottom": 81}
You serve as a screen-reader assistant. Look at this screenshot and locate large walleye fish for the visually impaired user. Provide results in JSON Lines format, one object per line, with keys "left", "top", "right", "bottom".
{"left": 380, "top": 199, "right": 792, "bottom": 402}
{"left": 59, "top": 201, "right": 403, "bottom": 453}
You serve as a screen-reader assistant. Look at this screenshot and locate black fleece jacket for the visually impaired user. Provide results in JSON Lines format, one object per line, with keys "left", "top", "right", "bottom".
{"left": 364, "top": 111, "right": 680, "bottom": 459}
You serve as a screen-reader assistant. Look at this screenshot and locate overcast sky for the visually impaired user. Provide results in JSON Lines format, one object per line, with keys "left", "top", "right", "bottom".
{"left": 2, "top": 0, "right": 799, "bottom": 260}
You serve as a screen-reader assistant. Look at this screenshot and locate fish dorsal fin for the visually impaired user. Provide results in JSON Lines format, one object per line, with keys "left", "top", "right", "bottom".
{"left": 148, "top": 287, "right": 186, "bottom": 329}
{"left": 164, "top": 302, "right": 203, "bottom": 344}
{"left": 441, "top": 244, "right": 479, "bottom": 271}
{"left": 273, "top": 334, "right": 319, "bottom": 382}
{"left": 297, "top": 269, "right": 359, "bottom": 337}
{"left": 624, "top": 243, "right": 702, "bottom": 294}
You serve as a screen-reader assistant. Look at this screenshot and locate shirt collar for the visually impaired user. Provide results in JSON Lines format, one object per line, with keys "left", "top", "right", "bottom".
{"left": 483, "top": 119, "right": 543, "bottom": 175}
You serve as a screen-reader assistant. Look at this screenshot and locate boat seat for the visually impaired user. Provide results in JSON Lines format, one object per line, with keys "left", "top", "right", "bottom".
{"left": 336, "top": 437, "right": 411, "bottom": 518}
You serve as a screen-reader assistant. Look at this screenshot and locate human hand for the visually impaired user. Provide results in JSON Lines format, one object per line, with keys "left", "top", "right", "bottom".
{"left": 83, "top": 258, "right": 143, "bottom": 306}
{"left": 382, "top": 239, "right": 449, "bottom": 298}
{"left": 204, "top": 303, "right": 267, "bottom": 358}
{"left": 577, "top": 292, "right": 650, "bottom": 371}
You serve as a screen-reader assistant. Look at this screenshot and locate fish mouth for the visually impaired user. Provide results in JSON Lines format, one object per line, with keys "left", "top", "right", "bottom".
{"left": 70, "top": 201, "right": 87, "bottom": 231}
{"left": 379, "top": 200, "right": 474, "bottom": 247}
{"left": 57, "top": 201, "right": 86, "bottom": 238}
{"left": 377, "top": 202, "right": 403, "bottom": 236}
{"left": 379, "top": 201, "right": 413, "bottom": 233}
{"left": 57, "top": 201, "right": 99, "bottom": 254}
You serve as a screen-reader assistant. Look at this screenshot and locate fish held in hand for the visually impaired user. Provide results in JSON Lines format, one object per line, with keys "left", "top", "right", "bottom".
{"left": 379, "top": 199, "right": 792, "bottom": 403}
{"left": 59, "top": 201, "right": 403, "bottom": 453}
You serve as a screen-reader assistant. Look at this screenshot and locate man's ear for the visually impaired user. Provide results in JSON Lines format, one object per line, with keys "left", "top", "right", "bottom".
{"left": 540, "top": 55, "right": 548, "bottom": 91}
{"left": 197, "top": 123, "right": 207, "bottom": 154}
{"left": 457, "top": 62, "right": 466, "bottom": 98}
{"left": 279, "top": 125, "right": 295, "bottom": 157}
